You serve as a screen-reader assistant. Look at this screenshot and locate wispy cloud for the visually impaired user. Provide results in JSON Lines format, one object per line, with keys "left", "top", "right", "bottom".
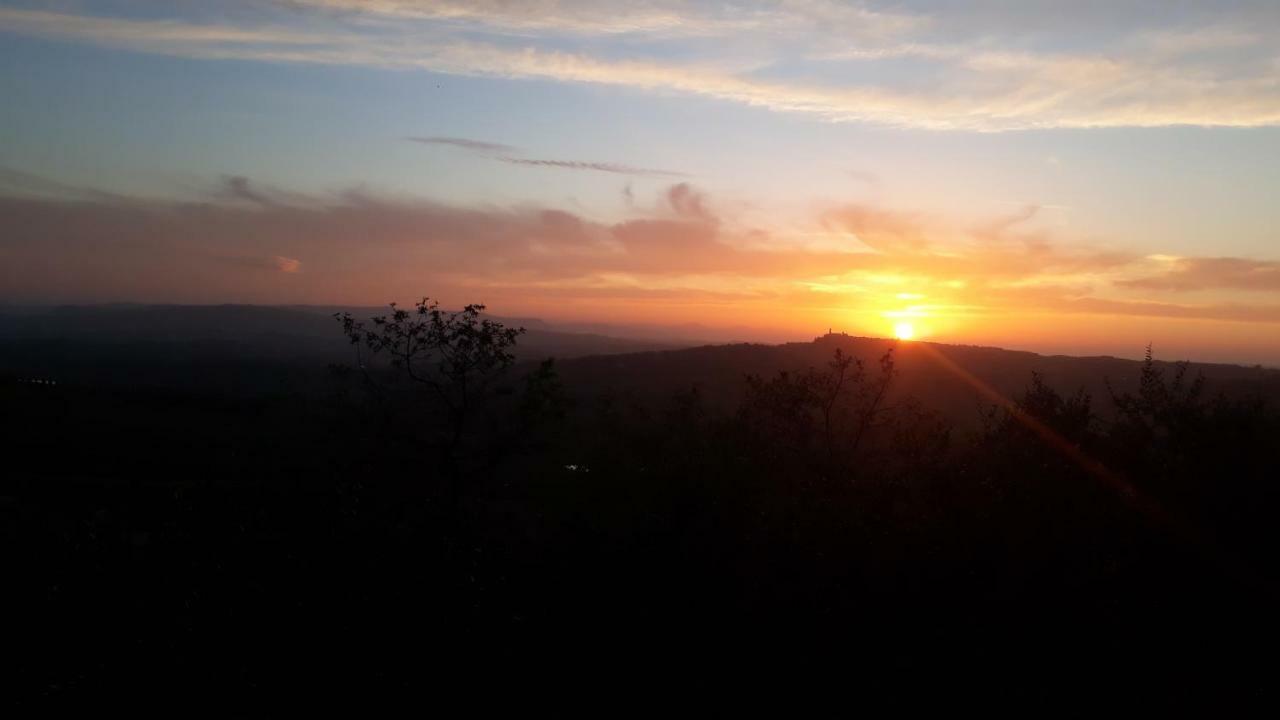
{"left": 407, "top": 135, "right": 687, "bottom": 176}
{"left": 287, "top": 0, "right": 921, "bottom": 40}
{"left": 4, "top": 5, "right": 1280, "bottom": 130}
{"left": 0, "top": 164, "right": 128, "bottom": 203}
{"left": 406, "top": 136, "right": 518, "bottom": 153}
{"left": 0, "top": 8, "right": 332, "bottom": 47}
{"left": 494, "top": 157, "right": 688, "bottom": 177}
{"left": 1120, "top": 257, "right": 1280, "bottom": 293}
{"left": 218, "top": 176, "right": 274, "bottom": 205}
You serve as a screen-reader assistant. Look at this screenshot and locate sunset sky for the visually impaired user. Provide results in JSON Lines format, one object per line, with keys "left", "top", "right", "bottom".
{"left": 2, "top": 1, "right": 1279, "bottom": 363}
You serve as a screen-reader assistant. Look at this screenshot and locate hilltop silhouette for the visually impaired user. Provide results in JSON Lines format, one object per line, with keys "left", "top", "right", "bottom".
{"left": 5, "top": 302, "right": 1279, "bottom": 703}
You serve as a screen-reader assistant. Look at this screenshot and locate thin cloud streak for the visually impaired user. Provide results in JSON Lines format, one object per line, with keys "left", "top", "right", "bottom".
{"left": 495, "top": 157, "right": 688, "bottom": 177}
{"left": 406, "top": 136, "right": 518, "bottom": 153}
{"left": 406, "top": 135, "right": 688, "bottom": 176}
{"left": 5, "top": 6, "right": 1280, "bottom": 130}
{"left": 286, "top": 0, "right": 921, "bottom": 39}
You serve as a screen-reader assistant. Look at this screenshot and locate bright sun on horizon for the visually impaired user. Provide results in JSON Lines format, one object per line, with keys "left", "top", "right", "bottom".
{"left": 894, "top": 322, "right": 916, "bottom": 341}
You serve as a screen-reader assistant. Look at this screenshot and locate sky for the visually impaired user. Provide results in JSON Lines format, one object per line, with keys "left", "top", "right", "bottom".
{"left": 1, "top": 1, "right": 1279, "bottom": 363}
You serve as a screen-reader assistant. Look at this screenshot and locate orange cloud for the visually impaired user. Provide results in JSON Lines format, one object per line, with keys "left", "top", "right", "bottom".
{"left": 1, "top": 171, "right": 1277, "bottom": 363}
{"left": 1119, "top": 257, "right": 1280, "bottom": 293}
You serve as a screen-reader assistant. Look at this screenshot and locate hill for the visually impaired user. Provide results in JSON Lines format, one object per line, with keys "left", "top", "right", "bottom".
{"left": 552, "top": 333, "right": 1280, "bottom": 429}
{"left": 3, "top": 306, "right": 1277, "bottom": 418}
{"left": 0, "top": 304, "right": 689, "bottom": 394}
{"left": 6, "top": 304, "right": 1279, "bottom": 699}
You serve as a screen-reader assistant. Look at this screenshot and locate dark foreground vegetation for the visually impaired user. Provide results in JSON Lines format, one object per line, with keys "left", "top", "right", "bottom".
{"left": 6, "top": 300, "right": 1280, "bottom": 703}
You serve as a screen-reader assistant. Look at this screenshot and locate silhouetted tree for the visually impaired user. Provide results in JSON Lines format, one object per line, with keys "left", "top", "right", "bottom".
{"left": 336, "top": 298, "right": 525, "bottom": 450}
{"left": 1105, "top": 345, "right": 1221, "bottom": 492}
{"left": 1108, "top": 345, "right": 1206, "bottom": 448}
{"left": 983, "top": 371, "right": 1096, "bottom": 449}
{"left": 1107, "top": 346, "right": 1279, "bottom": 553}
{"left": 740, "top": 347, "right": 897, "bottom": 477}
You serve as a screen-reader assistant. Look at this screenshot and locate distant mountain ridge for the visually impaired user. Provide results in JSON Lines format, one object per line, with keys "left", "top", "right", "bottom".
{"left": 2, "top": 306, "right": 1278, "bottom": 425}
{"left": 0, "top": 304, "right": 688, "bottom": 394}
{"left": 550, "top": 332, "right": 1280, "bottom": 429}
{"left": 0, "top": 303, "right": 689, "bottom": 358}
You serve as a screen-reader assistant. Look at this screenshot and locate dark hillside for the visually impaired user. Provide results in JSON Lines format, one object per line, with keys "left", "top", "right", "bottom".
{"left": 554, "top": 333, "right": 1280, "bottom": 428}
{"left": 5, "top": 306, "right": 1279, "bottom": 702}
{"left": 0, "top": 305, "right": 687, "bottom": 394}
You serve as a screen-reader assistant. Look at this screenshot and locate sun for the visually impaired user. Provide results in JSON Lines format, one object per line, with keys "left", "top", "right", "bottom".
{"left": 893, "top": 322, "right": 915, "bottom": 340}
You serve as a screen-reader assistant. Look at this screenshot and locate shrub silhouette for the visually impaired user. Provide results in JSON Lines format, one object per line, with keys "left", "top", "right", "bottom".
{"left": 336, "top": 298, "right": 524, "bottom": 449}
{"left": 739, "top": 347, "right": 897, "bottom": 477}
{"left": 1107, "top": 345, "right": 1280, "bottom": 560}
